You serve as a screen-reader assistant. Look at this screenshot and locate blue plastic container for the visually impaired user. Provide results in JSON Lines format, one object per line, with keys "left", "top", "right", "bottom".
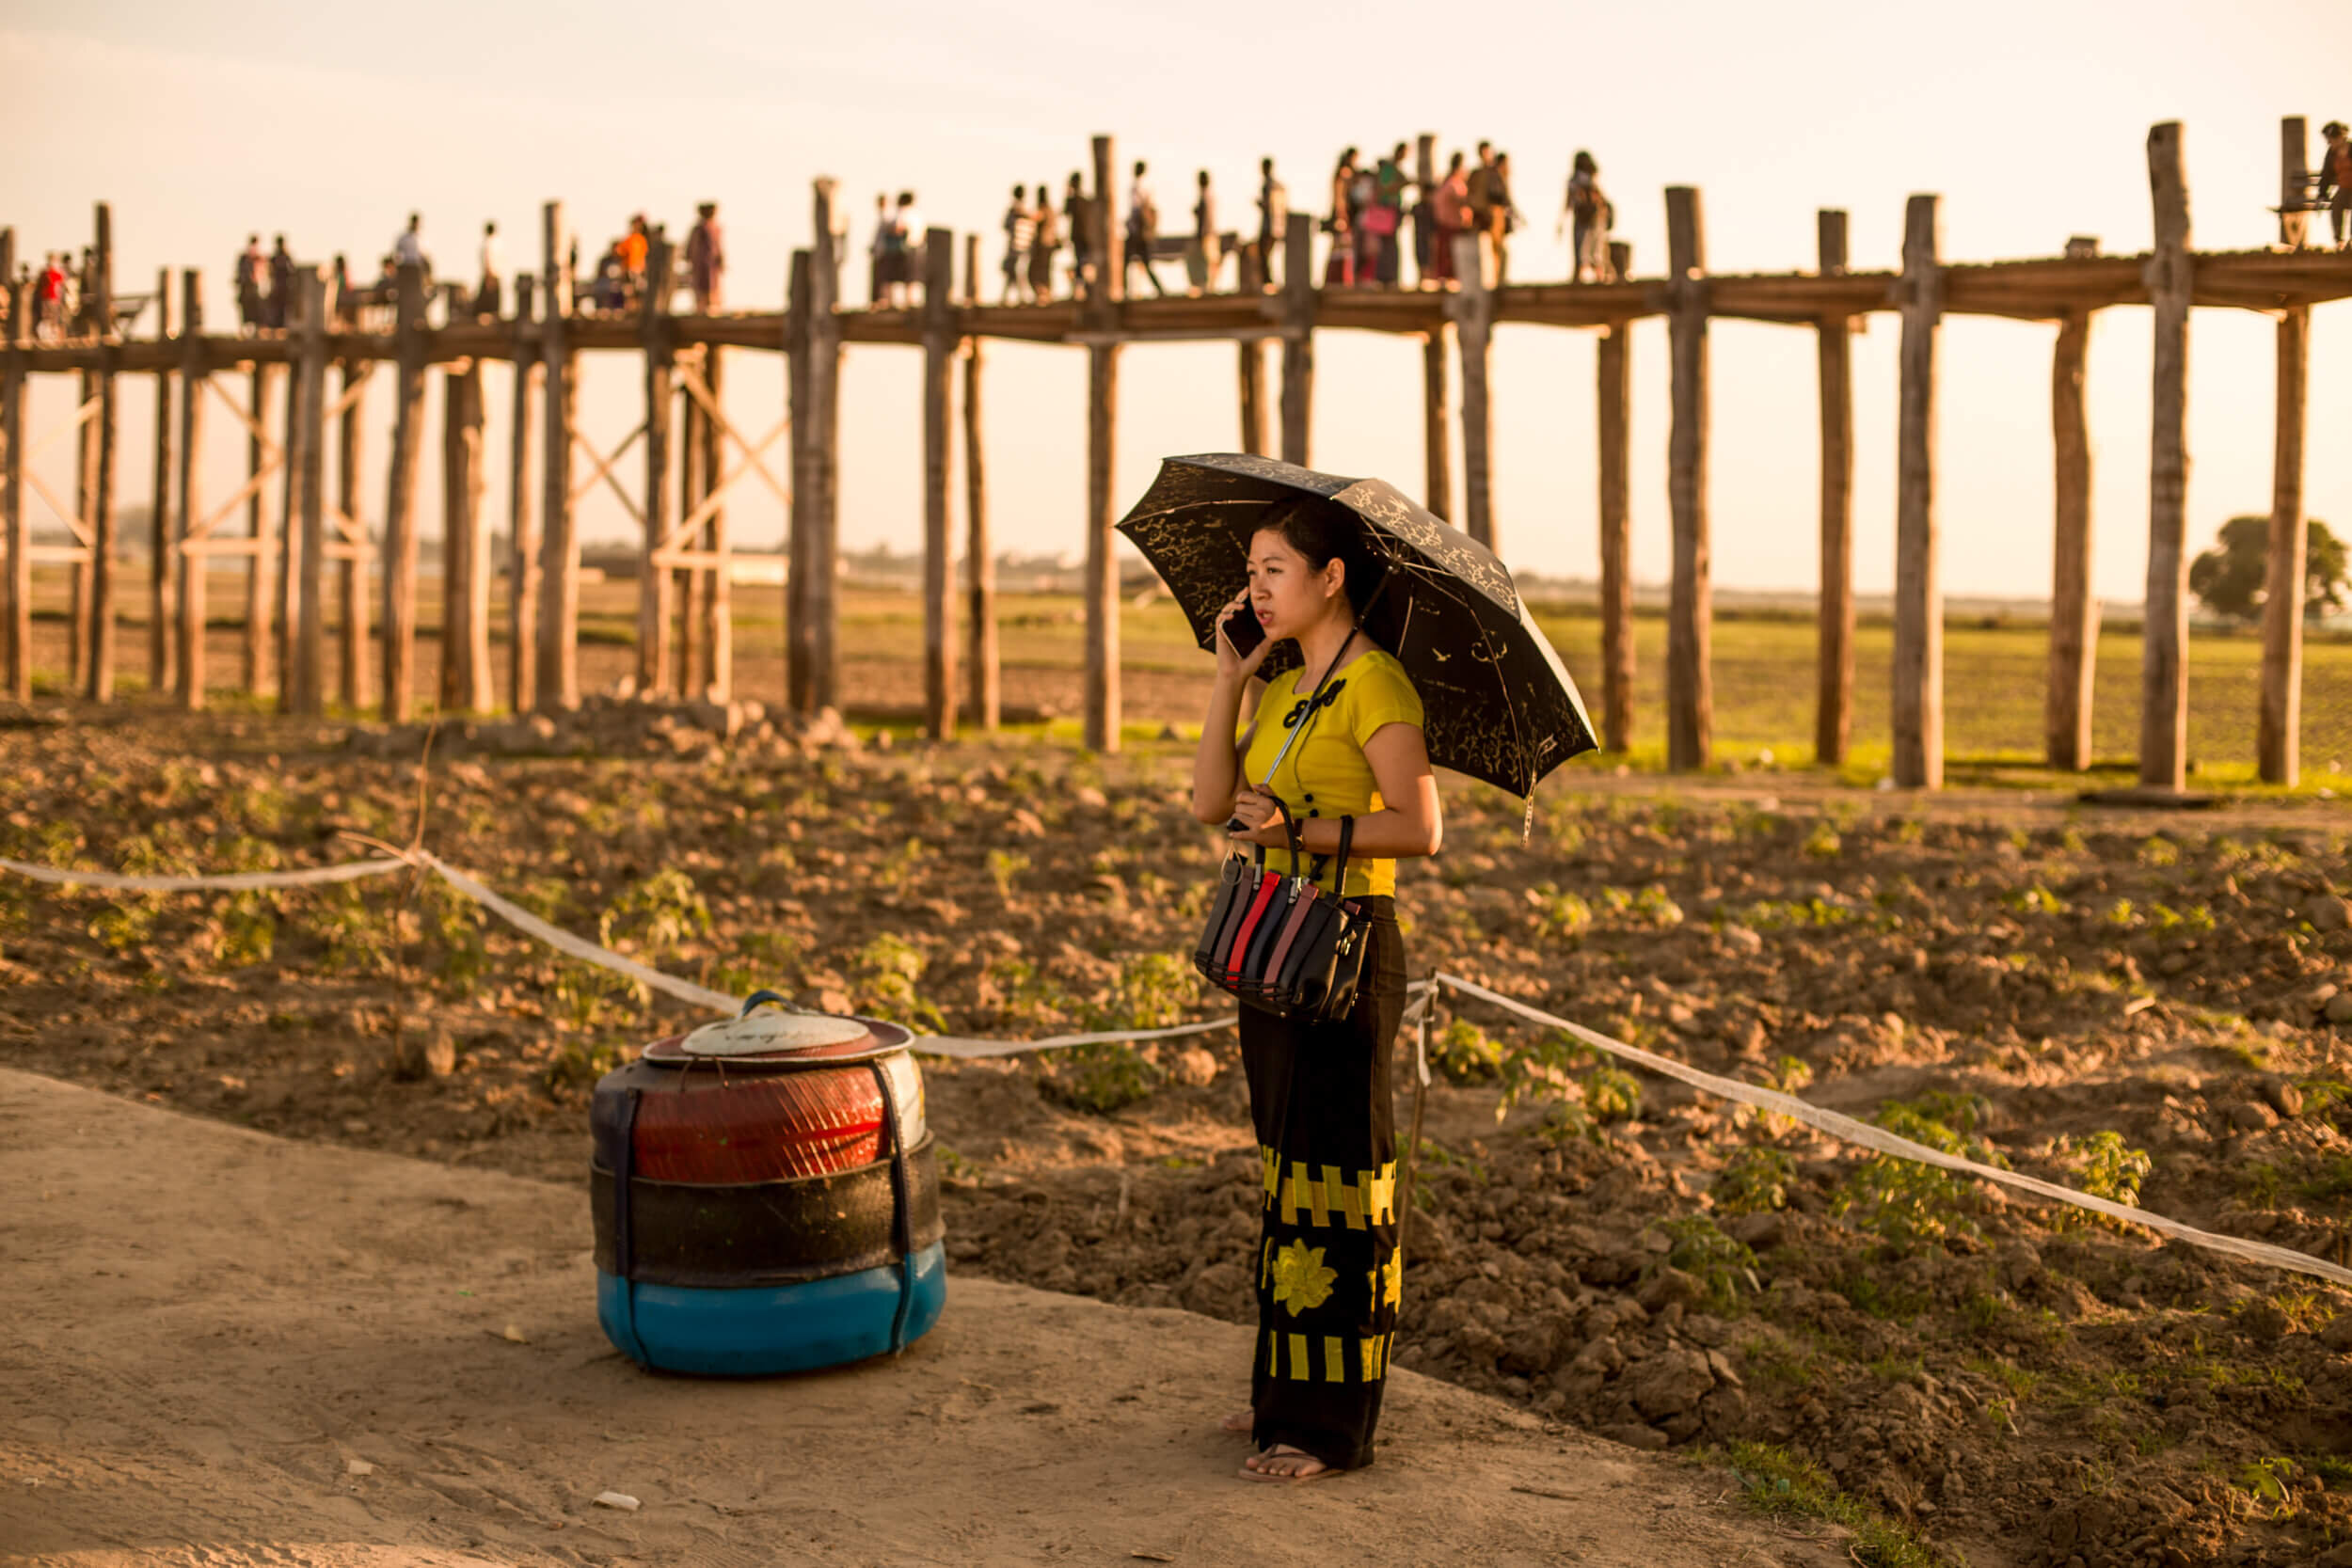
{"left": 597, "top": 1242, "right": 948, "bottom": 1376}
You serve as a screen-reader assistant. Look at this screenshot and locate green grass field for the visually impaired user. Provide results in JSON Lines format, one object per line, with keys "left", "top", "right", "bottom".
{"left": 33, "top": 568, "right": 2352, "bottom": 794}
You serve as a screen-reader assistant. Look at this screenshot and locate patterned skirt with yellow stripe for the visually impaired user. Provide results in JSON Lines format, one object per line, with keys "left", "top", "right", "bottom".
{"left": 1237, "top": 897, "right": 1406, "bottom": 1471}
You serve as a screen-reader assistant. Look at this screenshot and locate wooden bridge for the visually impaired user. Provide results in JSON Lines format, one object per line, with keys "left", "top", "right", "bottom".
{"left": 3, "top": 118, "right": 2347, "bottom": 789}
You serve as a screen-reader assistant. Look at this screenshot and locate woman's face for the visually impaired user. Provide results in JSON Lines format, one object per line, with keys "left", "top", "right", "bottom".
{"left": 1247, "top": 530, "right": 1342, "bottom": 642}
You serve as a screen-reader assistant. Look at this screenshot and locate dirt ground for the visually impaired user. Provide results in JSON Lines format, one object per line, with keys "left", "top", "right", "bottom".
{"left": 0, "top": 1068, "right": 1849, "bottom": 1568}
{"left": 5, "top": 700, "right": 2352, "bottom": 1566}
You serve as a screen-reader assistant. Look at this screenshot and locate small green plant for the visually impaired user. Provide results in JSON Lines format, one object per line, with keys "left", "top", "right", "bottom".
{"left": 1040, "top": 1041, "right": 1163, "bottom": 1114}
{"left": 1582, "top": 1065, "right": 1642, "bottom": 1123}
{"left": 2234, "top": 1457, "right": 2297, "bottom": 1520}
{"left": 1431, "top": 1019, "right": 1503, "bottom": 1084}
{"left": 1802, "top": 822, "right": 1842, "bottom": 860}
{"left": 1717, "top": 1442, "right": 1946, "bottom": 1566}
{"left": 710, "top": 929, "right": 803, "bottom": 999}
{"left": 2051, "top": 1130, "right": 2152, "bottom": 1228}
{"left": 1834, "top": 1094, "right": 2008, "bottom": 1253}
{"left": 543, "top": 1036, "right": 624, "bottom": 1094}
{"left": 1653, "top": 1215, "right": 1758, "bottom": 1313}
{"left": 2138, "top": 835, "right": 2180, "bottom": 867}
{"left": 986, "top": 848, "right": 1031, "bottom": 899}
{"left": 1526, "top": 881, "right": 1593, "bottom": 939}
{"left": 2010, "top": 884, "right": 2066, "bottom": 917}
{"left": 1715, "top": 1147, "right": 1796, "bottom": 1215}
{"left": 2105, "top": 899, "right": 2137, "bottom": 927}
{"left": 1082, "top": 952, "right": 1200, "bottom": 1034}
{"left": 853, "top": 932, "right": 946, "bottom": 1033}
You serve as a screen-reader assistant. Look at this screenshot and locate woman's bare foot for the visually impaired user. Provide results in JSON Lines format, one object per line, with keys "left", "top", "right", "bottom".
{"left": 1219, "top": 1407, "right": 1255, "bottom": 1435}
{"left": 1239, "top": 1444, "right": 1332, "bottom": 1481}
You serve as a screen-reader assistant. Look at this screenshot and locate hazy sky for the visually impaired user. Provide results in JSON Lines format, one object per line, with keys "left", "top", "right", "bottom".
{"left": 4, "top": 1, "right": 2345, "bottom": 603}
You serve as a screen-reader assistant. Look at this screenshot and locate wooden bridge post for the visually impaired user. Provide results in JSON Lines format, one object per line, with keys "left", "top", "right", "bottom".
{"left": 537, "top": 202, "right": 580, "bottom": 713}
{"left": 1, "top": 275, "right": 24, "bottom": 701}
{"left": 2046, "top": 309, "right": 2096, "bottom": 769}
{"left": 438, "top": 352, "right": 488, "bottom": 715}
{"left": 241, "top": 363, "right": 280, "bottom": 694}
{"left": 921, "top": 226, "right": 958, "bottom": 741}
{"left": 962, "top": 234, "right": 997, "bottom": 731}
{"left": 2280, "top": 118, "right": 2311, "bottom": 251}
{"left": 1597, "top": 241, "right": 1634, "bottom": 753}
{"left": 2258, "top": 304, "right": 2310, "bottom": 784}
{"left": 173, "top": 271, "right": 207, "bottom": 709}
{"left": 273, "top": 325, "right": 304, "bottom": 702}
{"left": 637, "top": 233, "right": 677, "bottom": 697}
{"left": 1085, "top": 135, "right": 1123, "bottom": 753}
{"left": 2140, "top": 123, "right": 2191, "bottom": 792}
{"left": 1891, "top": 194, "right": 1945, "bottom": 790}
{"left": 1279, "top": 211, "right": 1314, "bottom": 467}
{"left": 1239, "top": 336, "right": 1267, "bottom": 457}
{"left": 1413, "top": 135, "right": 1437, "bottom": 286}
{"left": 84, "top": 203, "right": 120, "bottom": 701}
{"left": 1664, "top": 186, "right": 1712, "bottom": 771}
{"left": 1814, "top": 211, "right": 1854, "bottom": 767}
{"left": 336, "top": 353, "right": 373, "bottom": 710}
{"left": 699, "top": 341, "right": 730, "bottom": 704}
{"left": 675, "top": 351, "right": 706, "bottom": 697}
{"left": 804, "top": 182, "right": 844, "bottom": 716}
{"left": 149, "top": 266, "right": 174, "bottom": 695}
{"left": 786, "top": 248, "right": 815, "bottom": 716}
{"left": 506, "top": 273, "right": 538, "bottom": 712}
{"left": 1453, "top": 232, "right": 1496, "bottom": 552}
{"left": 287, "top": 267, "right": 331, "bottom": 717}
{"left": 1422, "top": 325, "right": 1451, "bottom": 521}
{"left": 379, "top": 261, "right": 428, "bottom": 721}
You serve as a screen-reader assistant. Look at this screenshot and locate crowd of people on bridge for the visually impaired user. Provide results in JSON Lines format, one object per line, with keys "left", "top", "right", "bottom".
{"left": 939, "top": 142, "right": 1617, "bottom": 311}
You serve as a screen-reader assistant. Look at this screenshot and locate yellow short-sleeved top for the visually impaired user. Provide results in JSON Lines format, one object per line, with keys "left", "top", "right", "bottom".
{"left": 1238, "top": 647, "right": 1424, "bottom": 898}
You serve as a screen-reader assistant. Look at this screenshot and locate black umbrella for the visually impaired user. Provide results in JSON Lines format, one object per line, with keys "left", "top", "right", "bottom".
{"left": 1115, "top": 452, "right": 1597, "bottom": 799}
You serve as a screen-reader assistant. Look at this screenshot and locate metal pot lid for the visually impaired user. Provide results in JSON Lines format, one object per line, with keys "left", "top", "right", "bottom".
{"left": 642, "top": 1012, "right": 915, "bottom": 1068}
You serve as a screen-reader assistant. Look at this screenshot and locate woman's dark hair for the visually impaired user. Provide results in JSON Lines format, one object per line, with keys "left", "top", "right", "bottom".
{"left": 1254, "top": 501, "right": 1376, "bottom": 617}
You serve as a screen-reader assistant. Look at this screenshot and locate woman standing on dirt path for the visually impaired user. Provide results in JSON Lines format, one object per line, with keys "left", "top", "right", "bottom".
{"left": 1189, "top": 502, "right": 1442, "bottom": 1482}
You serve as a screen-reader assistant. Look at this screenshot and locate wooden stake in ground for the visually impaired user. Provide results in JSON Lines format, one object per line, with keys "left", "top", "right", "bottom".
{"left": 1596, "top": 246, "right": 1633, "bottom": 753}
{"left": 1453, "top": 232, "right": 1496, "bottom": 554}
{"left": 537, "top": 203, "right": 580, "bottom": 713}
{"left": 961, "top": 236, "right": 997, "bottom": 731}
{"left": 506, "top": 274, "right": 539, "bottom": 713}
{"left": 1238, "top": 335, "right": 1267, "bottom": 459}
{"left": 1422, "top": 324, "right": 1451, "bottom": 521}
{"left": 86, "top": 202, "right": 119, "bottom": 701}
{"left": 1664, "top": 186, "right": 1711, "bottom": 772}
{"left": 173, "top": 271, "right": 206, "bottom": 709}
{"left": 440, "top": 356, "right": 489, "bottom": 715}
{"left": 1278, "top": 212, "right": 1314, "bottom": 467}
{"left": 1084, "top": 136, "right": 1122, "bottom": 755}
{"left": 792, "top": 180, "right": 844, "bottom": 718}
{"left": 286, "top": 268, "right": 331, "bottom": 716}
{"left": 1, "top": 276, "right": 24, "bottom": 702}
{"left": 2046, "top": 309, "right": 2096, "bottom": 770}
{"left": 1891, "top": 194, "right": 1945, "bottom": 790}
{"left": 149, "top": 266, "right": 174, "bottom": 695}
{"left": 2140, "top": 122, "right": 2192, "bottom": 792}
{"left": 1813, "top": 211, "right": 1854, "bottom": 768}
{"left": 2258, "top": 304, "right": 2309, "bottom": 785}
{"left": 273, "top": 320, "right": 304, "bottom": 705}
{"left": 920, "top": 227, "right": 959, "bottom": 741}
{"left": 379, "top": 261, "right": 428, "bottom": 721}
{"left": 676, "top": 350, "right": 706, "bottom": 698}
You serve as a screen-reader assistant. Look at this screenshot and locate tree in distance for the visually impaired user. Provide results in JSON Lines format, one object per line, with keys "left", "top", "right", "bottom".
{"left": 2189, "top": 515, "right": 2347, "bottom": 624}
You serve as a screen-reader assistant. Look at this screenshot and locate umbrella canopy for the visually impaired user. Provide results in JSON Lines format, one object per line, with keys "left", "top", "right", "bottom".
{"left": 1115, "top": 452, "right": 1597, "bottom": 798}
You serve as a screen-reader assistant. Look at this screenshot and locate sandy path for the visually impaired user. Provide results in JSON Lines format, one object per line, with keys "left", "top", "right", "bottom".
{"left": 0, "top": 1069, "right": 1845, "bottom": 1568}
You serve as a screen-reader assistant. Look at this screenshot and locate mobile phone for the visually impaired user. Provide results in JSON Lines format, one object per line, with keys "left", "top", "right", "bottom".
{"left": 1221, "top": 610, "right": 1266, "bottom": 659}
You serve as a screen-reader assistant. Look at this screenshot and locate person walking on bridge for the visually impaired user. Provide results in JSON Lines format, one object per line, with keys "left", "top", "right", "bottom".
{"left": 235, "top": 235, "right": 265, "bottom": 335}
{"left": 1187, "top": 170, "right": 1222, "bottom": 295}
{"left": 1559, "top": 150, "right": 1612, "bottom": 282}
{"left": 2322, "top": 121, "right": 2351, "bottom": 251}
{"left": 1257, "top": 157, "right": 1288, "bottom": 290}
{"left": 1001, "top": 184, "right": 1037, "bottom": 304}
{"left": 1127, "top": 160, "right": 1170, "bottom": 297}
{"left": 687, "top": 202, "right": 724, "bottom": 313}
{"left": 475, "top": 221, "right": 503, "bottom": 320}
{"left": 266, "top": 236, "right": 294, "bottom": 330}
{"left": 1027, "top": 182, "right": 1061, "bottom": 302}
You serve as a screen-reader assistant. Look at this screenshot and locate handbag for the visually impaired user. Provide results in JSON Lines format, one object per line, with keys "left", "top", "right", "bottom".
{"left": 1190, "top": 635, "right": 1375, "bottom": 1025}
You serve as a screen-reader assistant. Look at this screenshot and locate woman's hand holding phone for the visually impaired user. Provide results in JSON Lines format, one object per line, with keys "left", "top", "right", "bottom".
{"left": 1215, "top": 591, "right": 1271, "bottom": 683}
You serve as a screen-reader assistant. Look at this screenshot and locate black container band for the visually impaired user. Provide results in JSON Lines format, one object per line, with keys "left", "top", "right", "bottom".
{"left": 869, "top": 1057, "right": 916, "bottom": 1353}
